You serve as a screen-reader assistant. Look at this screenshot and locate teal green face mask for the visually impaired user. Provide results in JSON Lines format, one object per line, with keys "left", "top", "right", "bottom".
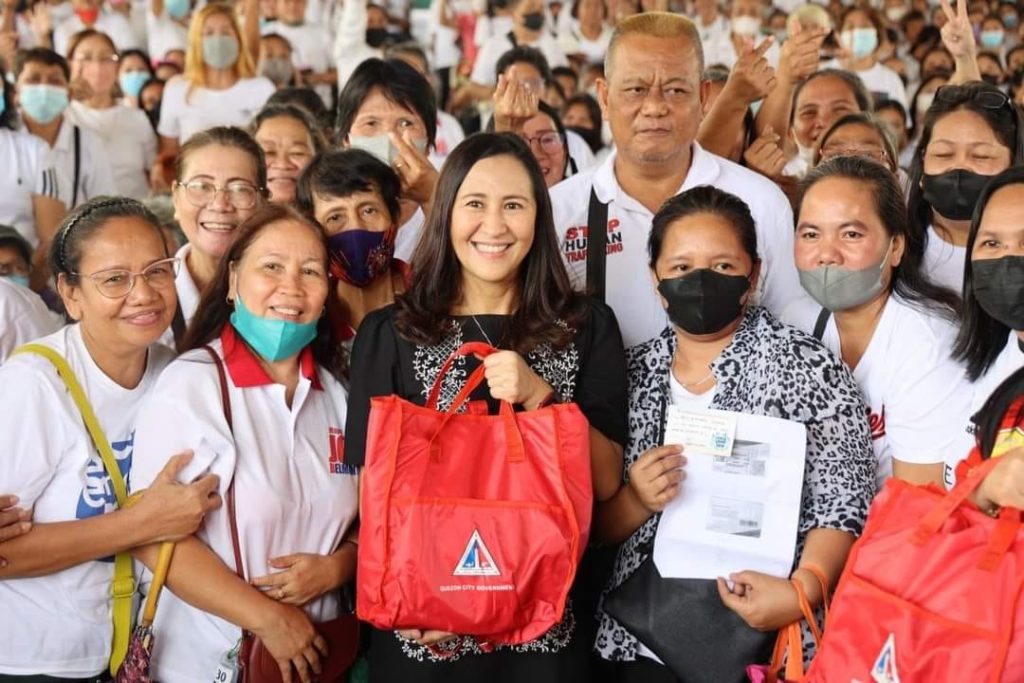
{"left": 3, "top": 274, "right": 29, "bottom": 288}
{"left": 229, "top": 296, "right": 318, "bottom": 362}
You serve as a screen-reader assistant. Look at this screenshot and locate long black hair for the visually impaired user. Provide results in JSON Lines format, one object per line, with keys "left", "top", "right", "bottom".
{"left": 906, "top": 82, "right": 1024, "bottom": 268}
{"left": 953, "top": 165, "right": 1024, "bottom": 381}
{"left": 394, "top": 133, "right": 583, "bottom": 354}
{"left": 798, "top": 156, "right": 961, "bottom": 320}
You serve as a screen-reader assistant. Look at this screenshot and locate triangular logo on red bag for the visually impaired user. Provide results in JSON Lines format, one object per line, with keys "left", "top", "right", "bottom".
{"left": 453, "top": 529, "right": 500, "bottom": 576}
{"left": 871, "top": 633, "right": 901, "bottom": 683}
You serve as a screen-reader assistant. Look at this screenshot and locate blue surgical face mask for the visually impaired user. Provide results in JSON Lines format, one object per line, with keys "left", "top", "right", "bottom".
{"left": 229, "top": 296, "right": 318, "bottom": 362}
{"left": 165, "top": 0, "right": 190, "bottom": 19}
{"left": 841, "top": 27, "right": 878, "bottom": 59}
{"left": 119, "top": 71, "right": 149, "bottom": 99}
{"left": 3, "top": 274, "right": 29, "bottom": 288}
{"left": 19, "top": 84, "right": 69, "bottom": 124}
{"left": 202, "top": 35, "right": 240, "bottom": 70}
{"left": 980, "top": 29, "right": 1005, "bottom": 48}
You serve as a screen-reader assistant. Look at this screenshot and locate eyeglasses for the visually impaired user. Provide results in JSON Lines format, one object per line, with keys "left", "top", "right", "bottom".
{"left": 175, "top": 179, "right": 263, "bottom": 210}
{"left": 934, "top": 84, "right": 1011, "bottom": 110}
{"left": 520, "top": 131, "right": 564, "bottom": 156}
{"left": 76, "top": 257, "right": 180, "bottom": 299}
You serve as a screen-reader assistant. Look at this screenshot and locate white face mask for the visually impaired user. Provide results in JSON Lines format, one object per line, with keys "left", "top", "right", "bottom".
{"left": 49, "top": 0, "right": 74, "bottom": 22}
{"left": 731, "top": 15, "right": 762, "bottom": 37}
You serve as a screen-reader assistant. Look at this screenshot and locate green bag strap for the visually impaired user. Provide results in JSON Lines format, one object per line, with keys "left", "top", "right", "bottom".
{"left": 13, "top": 343, "right": 135, "bottom": 675}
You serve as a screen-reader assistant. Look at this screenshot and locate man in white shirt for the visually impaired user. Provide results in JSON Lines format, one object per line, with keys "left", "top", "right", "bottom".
{"left": 263, "top": 0, "right": 337, "bottom": 106}
{"left": 14, "top": 49, "right": 117, "bottom": 211}
{"left": 550, "top": 12, "right": 804, "bottom": 349}
{"left": 52, "top": 0, "right": 138, "bottom": 55}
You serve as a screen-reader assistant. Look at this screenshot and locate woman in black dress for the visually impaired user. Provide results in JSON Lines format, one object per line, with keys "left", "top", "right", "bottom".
{"left": 344, "top": 132, "right": 628, "bottom": 682}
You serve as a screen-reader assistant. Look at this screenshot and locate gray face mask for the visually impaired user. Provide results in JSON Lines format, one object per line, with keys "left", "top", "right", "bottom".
{"left": 799, "top": 239, "right": 892, "bottom": 311}
{"left": 260, "top": 57, "right": 293, "bottom": 86}
{"left": 202, "top": 35, "right": 239, "bottom": 70}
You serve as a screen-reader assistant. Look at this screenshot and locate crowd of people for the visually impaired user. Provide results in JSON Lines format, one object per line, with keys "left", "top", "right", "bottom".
{"left": 1, "top": 0, "right": 1024, "bottom": 680}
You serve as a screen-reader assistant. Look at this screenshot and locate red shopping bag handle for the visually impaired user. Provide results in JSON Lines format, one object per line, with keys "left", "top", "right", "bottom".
{"left": 425, "top": 342, "right": 527, "bottom": 464}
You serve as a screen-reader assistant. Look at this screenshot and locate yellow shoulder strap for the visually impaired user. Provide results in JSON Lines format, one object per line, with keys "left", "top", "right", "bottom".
{"left": 12, "top": 343, "right": 134, "bottom": 675}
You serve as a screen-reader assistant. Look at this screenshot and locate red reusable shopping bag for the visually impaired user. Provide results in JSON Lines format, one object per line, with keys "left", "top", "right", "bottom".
{"left": 356, "top": 342, "right": 593, "bottom": 645}
{"left": 805, "top": 456, "right": 1024, "bottom": 683}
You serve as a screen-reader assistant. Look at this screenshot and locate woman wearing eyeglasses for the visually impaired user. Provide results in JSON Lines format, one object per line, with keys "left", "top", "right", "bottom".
{"left": 491, "top": 77, "right": 575, "bottom": 188}
{"left": 0, "top": 197, "right": 222, "bottom": 679}
{"left": 906, "top": 81, "right": 1024, "bottom": 294}
{"left": 65, "top": 30, "right": 157, "bottom": 201}
{"left": 168, "top": 126, "right": 268, "bottom": 347}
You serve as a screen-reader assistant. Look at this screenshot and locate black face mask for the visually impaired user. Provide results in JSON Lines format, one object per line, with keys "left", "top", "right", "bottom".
{"left": 972, "top": 255, "right": 1024, "bottom": 330}
{"left": 522, "top": 11, "right": 544, "bottom": 30}
{"left": 365, "top": 27, "right": 389, "bottom": 48}
{"left": 921, "top": 169, "right": 995, "bottom": 221}
{"left": 658, "top": 269, "right": 751, "bottom": 336}
{"left": 982, "top": 73, "right": 1003, "bottom": 86}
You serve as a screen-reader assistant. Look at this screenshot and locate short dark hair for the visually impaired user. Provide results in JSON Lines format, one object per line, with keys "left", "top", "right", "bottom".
{"left": 267, "top": 87, "right": 333, "bottom": 135}
{"left": 906, "top": 82, "right": 1024, "bottom": 279}
{"left": 815, "top": 112, "right": 899, "bottom": 171}
{"left": 14, "top": 47, "right": 70, "bottom": 81}
{"left": 182, "top": 203, "right": 347, "bottom": 380}
{"left": 49, "top": 197, "right": 167, "bottom": 285}
{"left": 552, "top": 66, "right": 579, "bottom": 91}
{"left": 394, "top": 133, "right": 583, "bottom": 355}
{"left": 118, "top": 48, "right": 155, "bottom": 77}
{"left": 953, "top": 166, "right": 1024, "bottom": 380}
{"left": 295, "top": 148, "right": 402, "bottom": 224}
{"left": 564, "top": 92, "right": 602, "bottom": 131}
{"left": 250, "top": 102, "right": 328, "bottom": 155}
{"left": 649, "top": 186, "right": 758, "bottom": 268}
{"left": 385, "top": 41, "right": 429, "bottom": 72}
{"left": 0, "top": 225, "right": 33, "bottom": 266}
{"left": 874, "top": 98, "right": 908, "bottom": 125}
{"left": 336, "top": 58, "right": 437, "bottom": 147}
{"left": 799, "top": 156, "right": 961, "bottom": 321}
{"left": 495, "top": 46, "right": 552, "bottom": 85}
{"left": 175, "top": 126, "right": 269, "bottom": 192}
{"left": 790, "top": 69, "right": 873, "bottom": 125}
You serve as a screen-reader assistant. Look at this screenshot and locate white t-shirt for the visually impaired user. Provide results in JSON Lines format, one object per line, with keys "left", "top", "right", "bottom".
{"left": 145, "top": 8, "right": 189, "bottom": 62}
{"left": 944, "top": 331, "right": 1024, "bottom": 488}
{"left": 53, "top": 11, "right": 138, "bottom": 55}
{"left": 470, "top": 31, "right": 568, "bottom": 86}
{"left": 332, "top": 0, "right": 384, "bottom": 89}
{"left": 0, "top": 127, "right": 59, "bottom": 247}
{"left": 558, "top": 22, "right": 613, "bottom": 65}
{"left": 702, "top": 31, "right": 781, "bottom": 70}
{"left": 394, "top": 206, "right": 426, "bottom": 263}
{"left": 157, "top": 76, "right": 276, "bottom": 143}
{"left": 158, "top": 243, "right": 202, "bottom": 349}
{"left": 696, "top": 14, "right": 731, "bottom": 48}
{"left": 668, "top": 369, "right": 715, "bottom": 410}
{"left": 0, "top": 324, "right": 173, "bottom": 676}
{"left": 818, "top": 295, "right": 971, "bottom": 489}
{"left": 66, "top": 101, "right": 156, "bottom": 201}
{"left": 822, "top": 60, "right": 909, "bottom": 110}
{"left": 474, "top": 14, "right": 515, "bottom": 49}
{"left": 262, "top": 21, "right": 334, "bottom": 105}
{"left": 550, "top": 144, "right": 805, "bottom": 349}
{"left": 923, "top": 225, "right": 967, "bottom": 295}
{"left": 47, "top": 118, "right": 119, "bottom": 210}
{"left": 429, "top": 110, "right": 466, "bottom": 166}
{"left": 0, "top": 277, "right": 61, "bottom": 363}
{"left": 131, "top": 328, "right": 358, "bottom": 683}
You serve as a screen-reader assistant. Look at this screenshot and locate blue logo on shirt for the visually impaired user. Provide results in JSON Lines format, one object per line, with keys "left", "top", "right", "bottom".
{"left": 76, "top": 432, "right": 133, "bottom": 520}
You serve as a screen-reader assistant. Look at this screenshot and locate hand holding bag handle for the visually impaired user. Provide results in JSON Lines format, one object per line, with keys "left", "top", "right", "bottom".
{"left": 762, "top": 564, "right": 831, "bottom": 683}
{"left": 909, "top": 456, "right": 1021, "bottom": 570}
{"left": 425, "top": 342, "right": 527, "bottom": 465}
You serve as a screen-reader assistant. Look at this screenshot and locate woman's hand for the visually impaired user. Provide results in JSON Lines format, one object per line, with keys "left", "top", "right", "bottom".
{"left": 396, "top": 629, "right": 458, "bottom": 647}
{"left": 716, "top": 570, "right": 803, "bottom": 631}
{"left": 743, "top": 125, "right": 787, "bottom": 180}
{"left": 974, "top": 448, "right": 1024, "bottom": 511}
{"left": 481, "top": 350, "right": 553, "bottom": 409}
{"left": 492, "top": 73, "right": 539, "bottom": 134}
{"left": 627, "top": 445, "right": 686, "bottom": 513}
{"left": 131, "top": 451, "right": 223, "bottom": 543}
{"left": 0, "top": 494, "right": 31, "bottom": 567}
{"left": 251, "top": 552, "right": 346, "bottom": 607}
{"left": 251, "top": 602, "right": 328, "bottom": 683}
{"left": 390, "top": 130, "right": 438, "bottom": 208}
{"left": 939, "top": 0, "right": 975, "bottom": 61}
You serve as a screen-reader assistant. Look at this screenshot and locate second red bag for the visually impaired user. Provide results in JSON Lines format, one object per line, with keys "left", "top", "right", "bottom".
{"left": 357, "top": 342, "right": 593, "bottom": 644}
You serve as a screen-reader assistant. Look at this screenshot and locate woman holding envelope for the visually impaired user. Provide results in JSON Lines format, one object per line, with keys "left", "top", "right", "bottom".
{"left": 594, "top": 185, "right": 875, "bottom": 682}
